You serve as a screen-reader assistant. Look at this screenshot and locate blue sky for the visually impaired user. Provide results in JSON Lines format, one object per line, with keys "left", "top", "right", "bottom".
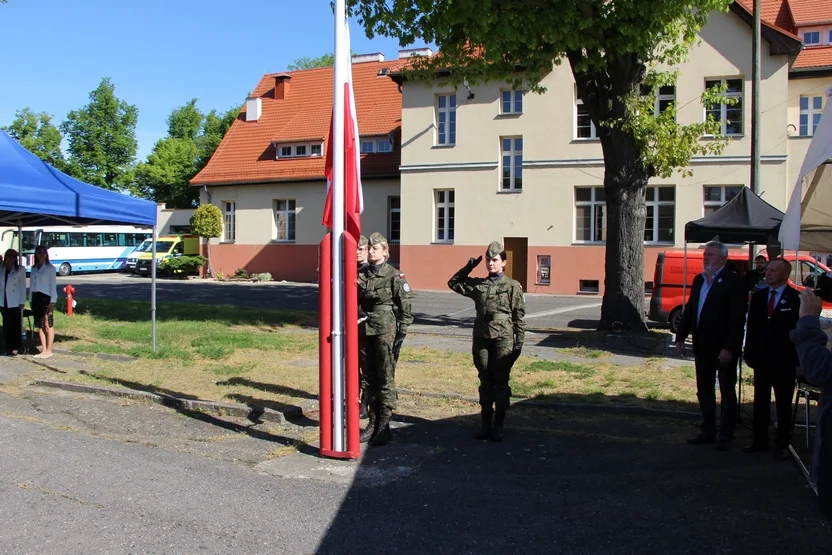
{"left": 0, "top": 0, "right": 427, "bottom": 159}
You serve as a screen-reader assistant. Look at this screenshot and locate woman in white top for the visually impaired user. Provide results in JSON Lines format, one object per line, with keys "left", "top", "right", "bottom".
{"left": 0, "top": 249, "right": 27, "bottom": 356}
{"left": 29, "top": 245, "right": 58, "bottom": 359}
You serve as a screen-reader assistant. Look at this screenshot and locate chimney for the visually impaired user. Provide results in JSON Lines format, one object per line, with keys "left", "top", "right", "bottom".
{"left": 398, "top": 47, "right": 433, "bottom": 59}
{"left": 274, "top": 74, "right": 291, "bottom": 100}
{"left": 245, "top": 97, "right": 262, "bottom": 122}
{"left": 351, "top": 53, "right": 385, "bottom": 64}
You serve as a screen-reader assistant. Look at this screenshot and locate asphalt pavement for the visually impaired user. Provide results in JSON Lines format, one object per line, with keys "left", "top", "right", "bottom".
{"left": 0, "top": 374, "right": 828, "bottom": 554}
{"left": 56, "top": 272, "right": 635, "bottom": 332}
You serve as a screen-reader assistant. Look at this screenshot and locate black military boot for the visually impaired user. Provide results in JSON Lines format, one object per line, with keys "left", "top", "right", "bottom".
{"left": 359, "top": 403, "right": 378, "bottom": 443}
{"left": 490, "top": 408, "right": 506, "bottom": 442}
{"left": 359, "top": 391, "right": 369, "bottom": 419}
{"left": 370, "top": 407, "right": 393, "bottom": 446}
{"left": 475, "top": 410, "right": 493, "bottom": 440}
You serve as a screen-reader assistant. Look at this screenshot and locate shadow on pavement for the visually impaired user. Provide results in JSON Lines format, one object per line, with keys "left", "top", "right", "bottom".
{"left": 307, "top": 397, "right": 829, "bottom": 554}
{"left": 217, "top": 377, "right": 318, "bottom": 401}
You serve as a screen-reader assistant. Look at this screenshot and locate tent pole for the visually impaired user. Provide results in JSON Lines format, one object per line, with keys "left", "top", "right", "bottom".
{"left": 18, "top": 225, "right": 25, "bottom": 350}
{"left": 151, "top": 227, "right": 157, "bottom": 352}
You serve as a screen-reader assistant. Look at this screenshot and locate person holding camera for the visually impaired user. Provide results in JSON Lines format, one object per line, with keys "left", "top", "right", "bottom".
{"left": 357, "top": 232, "right": 412, "bottom": 447}
{"left": 790, "top": 284, "right": 832, "bottom": 519}
{"left": 448, "top": 241, "right": 526, "bottom": 442}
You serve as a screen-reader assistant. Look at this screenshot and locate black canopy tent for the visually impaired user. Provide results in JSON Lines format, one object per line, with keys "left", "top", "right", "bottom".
{"left": 682, "top": 187, "right": 785, "bottom": 419}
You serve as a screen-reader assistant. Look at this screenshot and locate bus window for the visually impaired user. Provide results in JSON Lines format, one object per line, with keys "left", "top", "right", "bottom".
{"left": 12, "top": 231, "right": 39, "bottom": 252}
{"left": 69, "top": 233, "right": 84, "bottom": 247}
{"left": 47, "top": 233, "right": 68, "bottom": 247}
{"left": 103, "top": 233, "right": 118, "bottom": 247}
{"left": 85, "top": 233, "right": 101, "bottom": 247}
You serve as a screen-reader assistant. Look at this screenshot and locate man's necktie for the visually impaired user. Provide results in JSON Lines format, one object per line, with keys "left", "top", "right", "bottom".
{"left": 767, "top": 289, "right": 777, "bottom": 318}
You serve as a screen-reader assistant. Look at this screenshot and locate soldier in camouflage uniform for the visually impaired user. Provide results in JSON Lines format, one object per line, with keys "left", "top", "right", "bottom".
{"left": 448, "top": 241, "right": 526, "bottom": 441}
{"left": 357, "top": 232, "right": 413, "bottom": 446}
{"left": 356, "top": 235, "right": 371, "bottom": 418}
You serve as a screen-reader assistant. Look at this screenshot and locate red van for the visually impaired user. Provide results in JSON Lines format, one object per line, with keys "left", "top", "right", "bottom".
{"left": 648, "top": 250, "right": 830, "bottom": 332}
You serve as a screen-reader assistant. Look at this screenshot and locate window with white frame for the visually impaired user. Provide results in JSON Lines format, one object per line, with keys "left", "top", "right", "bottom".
{"left": 655, "top": 85, "right": 676, "bottom": 117}
{"left": 705, "top": 78, "right": 743, "bottom": 135}
{"left": 644, "top": 186, "right": 675, "bottom": 244}
{"left": 360, "top": 137, "right": 393, "bottom": 153}
{"left": 800, "top": 95, "right": 824, "bottom": 136}
{"left": 501, "top": 90, "right": 523, "bottom": 114}
{"left": 276, "top": 142, "right": 323, "bottom": 158}
{"left": 223, "top": 201, "right": 236, "bottom": 242}
{"left": 436, "top": 94, "right": 457, "bottom": 146}
{"left": 435, "top": 190, "right": 455, "bottom": 243}
{"left": 388, "top": 196, "right": 401, "bottom": 244}
{"left": 274, "top": 199, "right": 296, "bottom": 241}
{"left": 703, "top": 185, "right": 743, "bottom": 216}
{"left": 501, "top": 136, "right": 523, "bottom": 191}
{"left": 576, "top": 88, "right": 597, "bottom": 139}
{"left": 575, "top": 187, "right": 606, "bottom": 243}
{"left": 803, "top": 30, "right": 821, "bottom": 45}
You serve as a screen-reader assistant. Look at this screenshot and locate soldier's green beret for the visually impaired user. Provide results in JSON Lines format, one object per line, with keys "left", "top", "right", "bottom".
{"left": 368, "top": 232, "right": 387, "bottom": 246}
{"left": 486, "top": 241, "right": 504, "bottom": 258}
{"left": 358, "top": 235, "right": 368, "bottom": 247}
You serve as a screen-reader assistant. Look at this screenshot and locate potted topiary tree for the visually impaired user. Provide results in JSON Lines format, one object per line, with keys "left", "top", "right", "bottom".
{"left": 189, "top": 204, "right": 222, "bottom": 278}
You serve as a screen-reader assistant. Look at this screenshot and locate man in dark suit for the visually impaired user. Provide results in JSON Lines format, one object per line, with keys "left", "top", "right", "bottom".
{"left": 742, "top": 258, "right": 801, "bottom": 460}
{"left": 675, "top": 241, "right": 747, "bottom": 451}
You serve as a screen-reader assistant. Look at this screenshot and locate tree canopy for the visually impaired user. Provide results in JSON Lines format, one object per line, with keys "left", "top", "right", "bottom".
{"left": 287, "top": 53, "right": 335, "bottom": 70}
{"left": 2, "top": 108, "right": 66, "bottom": 171}
{"left": 349, "top": 0, "right": 736, "bottom": 330}
{"left": 135, "top": 101, "right": 240, "bottom": 208}
{"left": 60, "top": 77, "right": 138, "bottom": 191}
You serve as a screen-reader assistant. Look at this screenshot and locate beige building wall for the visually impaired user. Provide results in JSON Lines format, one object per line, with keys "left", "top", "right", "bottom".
{"left": 198, "top": 179, "right": 400, "bottom": 281}
{"left": 398, "top": 9, "right": 793, "bottom": 294}
{"left": 156, "top": 204, "right": 195, "bottom": 235}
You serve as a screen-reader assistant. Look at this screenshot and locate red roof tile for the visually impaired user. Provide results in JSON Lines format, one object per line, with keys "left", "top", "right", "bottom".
{"left": 788, "top": 0, "right": 832, "bottom": 25}
{"left": 793, "top": 44, "right": 832, "bottom": 68}
{"left": 735, "top": 0, "right": 801, "bottom": 37}
{"left": 192, "top": 61, "right": 402, "bottom": 186}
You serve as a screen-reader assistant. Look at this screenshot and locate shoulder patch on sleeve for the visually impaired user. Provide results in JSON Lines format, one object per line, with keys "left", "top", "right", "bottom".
{"left": 403, "top": 282, "right": 411, "bottom": 293}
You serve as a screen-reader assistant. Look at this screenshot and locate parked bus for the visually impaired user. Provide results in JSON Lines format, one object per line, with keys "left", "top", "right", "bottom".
{"left": 8, "top": 226, "right": 152, "bottom": 276}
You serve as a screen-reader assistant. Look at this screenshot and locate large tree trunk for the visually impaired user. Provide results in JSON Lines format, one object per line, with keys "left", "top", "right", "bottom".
{"left": 567, "top": 51, "right": 651, "bottom": 332}
{"left": 599, "top": 150, "right": 650, "bottom": 332}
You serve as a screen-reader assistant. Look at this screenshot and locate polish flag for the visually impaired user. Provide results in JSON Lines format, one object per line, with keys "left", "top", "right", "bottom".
{"left": 322, "top": 24, "right": 363, "bottom": 241}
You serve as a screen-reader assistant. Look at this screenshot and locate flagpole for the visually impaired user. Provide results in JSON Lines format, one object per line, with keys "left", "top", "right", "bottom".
{"left": 331, "top": 0, "right": 347, "bottom": 452}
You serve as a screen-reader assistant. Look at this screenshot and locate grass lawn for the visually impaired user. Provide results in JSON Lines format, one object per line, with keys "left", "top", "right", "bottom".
{"left": 45, "top": 299, "right": 711, "bottom": 413}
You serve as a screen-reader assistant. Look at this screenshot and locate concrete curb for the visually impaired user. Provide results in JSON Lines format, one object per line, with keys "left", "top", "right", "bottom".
{"left": 32, "top": 379, "right": 303, "bottom": 424}
{"left": 52, "top": 348, "right": 137, "bottom": 363}
{"left": 397, "top": 388, "right": 701, "bottom": 420}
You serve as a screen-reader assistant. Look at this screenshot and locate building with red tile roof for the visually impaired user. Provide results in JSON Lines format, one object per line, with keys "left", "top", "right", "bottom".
{"left": 190, "top": 55, "right": 406, "bottom": 282}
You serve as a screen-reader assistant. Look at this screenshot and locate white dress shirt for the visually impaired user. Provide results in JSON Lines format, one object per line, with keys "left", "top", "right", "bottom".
{"left": 0, "top": 265, "right": 27, "bottom": 308}
{"left": 29, "top": 263, "right": 57, "bottom": 303}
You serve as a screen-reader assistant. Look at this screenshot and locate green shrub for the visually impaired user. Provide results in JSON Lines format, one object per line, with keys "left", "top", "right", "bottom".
{"left": 160, "top": 255, "right": 207, "bottom": 276}
{"left": 251, "top": 272, "right": 272, "bottom": 282}
{"left": 234, "top": 268, "right": 249, "bottom": 279}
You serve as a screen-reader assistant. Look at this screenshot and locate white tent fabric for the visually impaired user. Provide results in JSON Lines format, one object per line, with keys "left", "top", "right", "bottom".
{"left": 780, "top": 87, "right": 832, "bottom": 252}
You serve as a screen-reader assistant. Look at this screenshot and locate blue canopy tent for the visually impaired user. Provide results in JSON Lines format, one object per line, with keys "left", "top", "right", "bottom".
{"left": 0, "top": 130, "right": 160, "bottom": 349}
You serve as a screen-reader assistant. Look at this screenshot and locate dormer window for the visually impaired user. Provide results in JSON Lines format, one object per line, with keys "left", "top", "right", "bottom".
{"left": 804, "top": 30, "right": 821, "bottom": 45}
{"left": 360, "top": 137, "right": 393, "bottom": 154}
{"left": 275, "top": 141, "right": 324, "bottom": 159}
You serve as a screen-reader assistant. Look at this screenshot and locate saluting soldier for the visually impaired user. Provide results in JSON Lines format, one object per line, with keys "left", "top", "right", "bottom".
{"left": 448, "top": 241, "right": 526, "bottom": 441}
{"left": 358, "top": 232, "right": 413, "bottom": 446}
{"left": 356, "top": 235, "right": 371, "bottom": 418}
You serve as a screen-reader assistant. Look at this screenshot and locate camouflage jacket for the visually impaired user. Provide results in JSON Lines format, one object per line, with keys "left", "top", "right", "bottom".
{"left": 358, "top": 262, "right": 413, "bottom": 336}
{"left": 448, "top": 268, "right": 526, "bottom": 343}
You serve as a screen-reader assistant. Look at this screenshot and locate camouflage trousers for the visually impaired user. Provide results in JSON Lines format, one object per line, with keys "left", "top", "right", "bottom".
{"left": 361, "top": 330, "right": 397, "bottom": 410}
{"left": 472, "top": 336, "right": 515, "bottom": 412}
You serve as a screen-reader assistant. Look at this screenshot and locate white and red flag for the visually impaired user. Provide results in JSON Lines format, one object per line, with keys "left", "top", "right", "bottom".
{"left": 322, "top": 24, "right": 363, "bottom": 240}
